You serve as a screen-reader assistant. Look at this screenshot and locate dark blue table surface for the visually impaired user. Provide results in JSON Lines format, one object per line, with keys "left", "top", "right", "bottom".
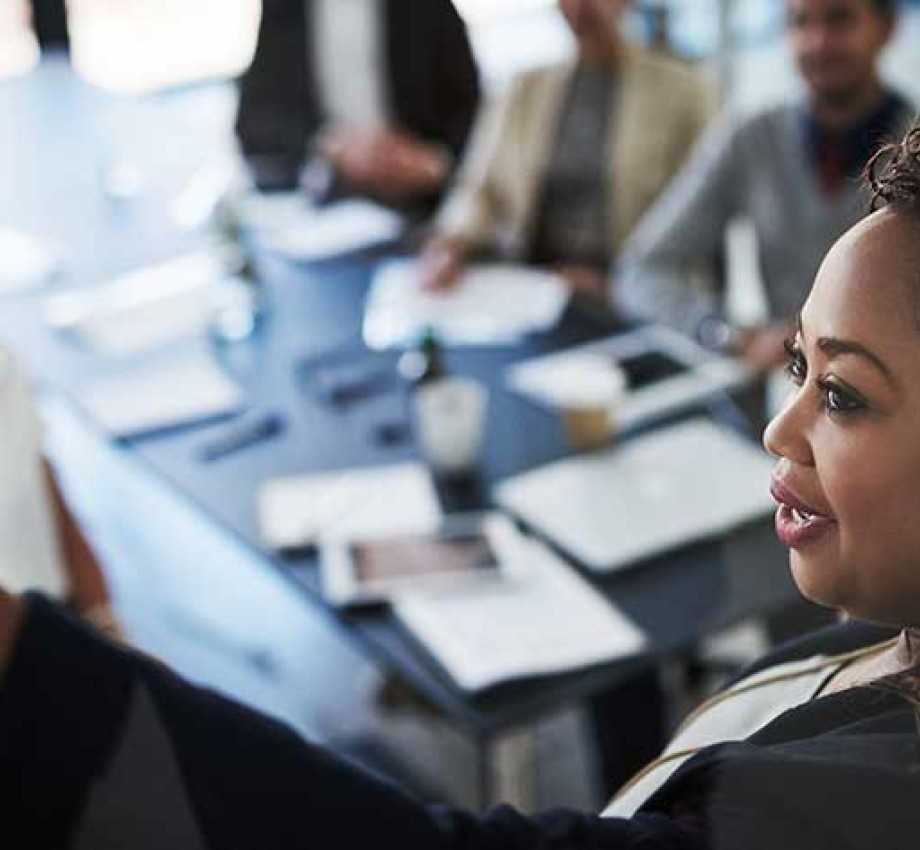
{"left": 0, "top": 60, "right": 796, "bottom": 737}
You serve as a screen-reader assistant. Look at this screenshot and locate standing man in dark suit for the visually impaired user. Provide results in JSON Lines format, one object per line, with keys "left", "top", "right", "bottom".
{"left": 235, "top": 0, "right": 481, "bottom": 210}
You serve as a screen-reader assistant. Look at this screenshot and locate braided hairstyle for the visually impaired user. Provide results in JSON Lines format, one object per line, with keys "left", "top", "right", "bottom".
{"left": 866, "top": 123, "right": 920, "bottom": 215}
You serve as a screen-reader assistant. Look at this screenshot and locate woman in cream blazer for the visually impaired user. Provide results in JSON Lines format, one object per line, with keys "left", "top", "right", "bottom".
{"left": 423, "top": 5, "right": 715, "bottom": 299}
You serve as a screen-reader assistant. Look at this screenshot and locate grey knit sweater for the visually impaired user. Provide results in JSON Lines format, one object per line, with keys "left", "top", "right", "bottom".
{"left": 615, "top": 95, "right": 915, "bottom": 334}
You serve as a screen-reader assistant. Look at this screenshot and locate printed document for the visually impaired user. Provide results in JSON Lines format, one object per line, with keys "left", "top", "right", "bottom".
{"left": 394, "top": 537, "right": 647, "bottom": 692}
{"left": 364, "top": 260, "right": 569, "bottom": 349}
{"left": 258, "top": 461, "right": 442, "bottom": 551}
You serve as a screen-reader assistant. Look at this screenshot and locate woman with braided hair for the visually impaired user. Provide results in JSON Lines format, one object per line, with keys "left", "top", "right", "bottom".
{"left": 5, "top": 126, "right": 920, "bottom": 849}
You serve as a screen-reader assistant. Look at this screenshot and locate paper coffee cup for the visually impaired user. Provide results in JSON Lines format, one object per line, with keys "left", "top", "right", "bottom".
{"left": 561, "top": 404, "right": 613, "bottom": 451}
{"left": 413, "top": 377, "right": 488, "bottom": 474}
{"left": 551, "top": 359, "right": 625, "bottom": 451}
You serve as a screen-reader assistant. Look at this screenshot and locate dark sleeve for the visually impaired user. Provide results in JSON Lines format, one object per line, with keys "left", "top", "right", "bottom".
{"left": 0, "top": 596, "right": 878, "bottom": 850}
{"left": 234, "top": 0, "right": 317, "bottom": 178}
{"left": 430, "top": 0, "right": 481, "bottom": 161}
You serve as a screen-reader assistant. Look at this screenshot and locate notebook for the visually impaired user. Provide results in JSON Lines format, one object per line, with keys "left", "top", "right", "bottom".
{"left": 393, "top": 536, "right": 647, "bottom": 693}
{"left": 42, "top": 247, "right": 243, "bottom": 355}
{"left": 494, "top": 419, "right": 776, "bottom": 573}
{"left": 506, "top": 325, "right": 751, "bottom": 431}
{"left": 257, "top": 461, "right": 442, "bottom": 551}
{"left": 76, "top": 347, "right": 246, "bottom": 439}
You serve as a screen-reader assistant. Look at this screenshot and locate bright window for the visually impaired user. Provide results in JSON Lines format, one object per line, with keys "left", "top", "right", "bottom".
{"left": 67, "top": 0, "right": 260, "bottom": 94}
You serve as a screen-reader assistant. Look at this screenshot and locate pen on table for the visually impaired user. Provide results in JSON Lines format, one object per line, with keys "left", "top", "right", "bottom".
{"left": 198, "top": 412, "right": 286, "bottom": 462}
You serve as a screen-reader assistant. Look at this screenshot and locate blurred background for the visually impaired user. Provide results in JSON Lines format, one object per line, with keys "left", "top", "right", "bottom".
{"left": 4, "top": 0, "right": 920, "bottom": 104}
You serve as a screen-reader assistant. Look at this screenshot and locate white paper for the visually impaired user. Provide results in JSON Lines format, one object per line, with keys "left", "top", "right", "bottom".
{"left": 257, "top": 461, "right": 442, "bottom": 551}
{"left": 394, "top": 537, "right": 647, "bottom": 692}
{"left": 495, "top": 419, "right": 776, "bottom": 573}
{"left": 43, "top": 247, "right": 245, "bottom": 355}
{"left": 0, "top": 225, "right": 62, "bottom": 293}
{"left": 234, "top": 194, "right": 404, "bottom": 261}
{"left": 507, "top": 325, "right": 751, "bottom": 431}
{"left": 363, "top": 260, "right": 570, "bottom": 350}
{"left": 77, "top": 347, "right": 246, "bottom": 439}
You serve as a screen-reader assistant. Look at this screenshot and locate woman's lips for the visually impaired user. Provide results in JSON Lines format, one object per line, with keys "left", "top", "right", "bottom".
{"left": 770, "top": 477, "right": 836, "bottom": 549}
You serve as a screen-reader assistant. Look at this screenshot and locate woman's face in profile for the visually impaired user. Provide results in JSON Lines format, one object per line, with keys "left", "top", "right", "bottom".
{"left": 764, "top": 209, "right": 920, "bottom": 627}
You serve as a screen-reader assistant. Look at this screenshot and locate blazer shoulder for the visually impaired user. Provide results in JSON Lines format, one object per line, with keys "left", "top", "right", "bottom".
{"left": 627, "top": 46, "right": 712, "bottom": 97}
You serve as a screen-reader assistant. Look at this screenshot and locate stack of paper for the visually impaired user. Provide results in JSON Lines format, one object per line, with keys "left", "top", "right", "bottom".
{"left": 76, "top": 347, "right": 246, "bottom": 439}
{"left": 234, "top": 194, "right": 405, "bottom": 261}
{"left": 363, "top": 260, "right": 570, "bottom": 350}
{"left": 393, "top": 537, "right": 647, "bottom": 692}
{"left": 257, "top": 461, "right": 442, "bottom": 551}
{"left": 0, "top": 225, "right": 61, "bottom": 294}
{"left": 43, "top": 247, "right": 246, "bottom": 355}
{"left": 494, "top": 419, "right": 776, "bottom": 573}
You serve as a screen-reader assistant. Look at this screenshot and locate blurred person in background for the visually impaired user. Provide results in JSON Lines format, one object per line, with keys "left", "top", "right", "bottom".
{"left": 420, "top": 0, "right": 714, "bottom": 301}
{"left": 0, "top": 347, "right": 118, "bottom": 639}
{"left": 234, "top": 0, "right": 481, "bottom": 212}
{"left": 615, "top": 0, "right": 914, "bottom": 375}
{"left": 424, "top": 0, "right": 715, "bottom": 795}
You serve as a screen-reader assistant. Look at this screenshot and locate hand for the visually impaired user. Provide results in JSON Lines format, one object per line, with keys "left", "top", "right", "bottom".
{"left": 418, "top": 236, "right": 466, "bottom": 291}
{"left": 737, "top": 320, "right": 795, "bottom": 374}
{"left": 320, "top": 128, "right": 449, "bottom": 197}
{"left": 555, "top": 265, "right": 609, "bottom": 302}
{"left": 0, "top": 588, "right": 23, "bottom": 686}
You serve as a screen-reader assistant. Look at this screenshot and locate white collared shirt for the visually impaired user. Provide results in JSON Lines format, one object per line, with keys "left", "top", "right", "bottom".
{"left": 314, "top": 0, "right": 388, "bottom": 131}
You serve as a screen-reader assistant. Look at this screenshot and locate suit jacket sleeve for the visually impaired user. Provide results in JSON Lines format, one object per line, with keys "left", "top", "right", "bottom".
{"left": 434, "top": 75, "right": 527, "bottom": 252}
{"left": 235, "top": 0, "right": 318, "bottom": 166}
{"left": 429, "top": 0, "right": 481, "bottom": 161}
{"left": 4, "top": 594, "right": 909, "bottom": 850}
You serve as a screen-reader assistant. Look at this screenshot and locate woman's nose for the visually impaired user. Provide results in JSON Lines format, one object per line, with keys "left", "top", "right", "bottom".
{"left": 763, "top": 386, "right": 814, "bottom": 467}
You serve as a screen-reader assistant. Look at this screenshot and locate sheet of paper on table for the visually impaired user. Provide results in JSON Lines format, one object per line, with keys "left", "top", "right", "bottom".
{"left": 76, "top": 345, "right": 246, "bottom": 439}
{"left": 393, "top": 536, "right": 647, "bottom": 693}
{"left": 257, "top": 461, "right": 442, "bottom": 551}
{"left": 234, "top": 193, "right": 405, "bottom": 261}
{"left": 0, "top": 225, "right": 62, "bottom": 294}
{"left": 363, "top": 259, "right": 570, "bottom": 349}
{"left": 42, "top": 247, "right": 248, "bottom": 356}
{"left": 494, "top": 418, "right": 776, "bottom": 574}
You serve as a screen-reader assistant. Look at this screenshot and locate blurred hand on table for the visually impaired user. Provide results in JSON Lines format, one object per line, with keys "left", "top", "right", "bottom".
{"left": 320, "top": 127, "right": 450, "bottom": 198}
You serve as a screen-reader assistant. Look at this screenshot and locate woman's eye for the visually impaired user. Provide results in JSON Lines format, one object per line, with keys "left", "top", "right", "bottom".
{"left": 818, "top": 380, "right": 865, "bottom": 416}
{"left": 783, "top": 341, "right": 807, "bottom": 384}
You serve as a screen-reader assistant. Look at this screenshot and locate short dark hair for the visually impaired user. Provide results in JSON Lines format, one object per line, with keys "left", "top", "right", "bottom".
{"left": 866, "top": 123, "right": 920, "bottom": 218}
{"left": 870, "top": 0, "right": 898, "bottom": 16}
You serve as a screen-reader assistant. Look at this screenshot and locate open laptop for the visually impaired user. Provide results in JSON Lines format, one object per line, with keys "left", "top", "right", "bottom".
{"left": 494, "top": 419, "right": 776, "bottom": 574}
{"left": 506, "top": 325, "right": 752, "bottom": 431}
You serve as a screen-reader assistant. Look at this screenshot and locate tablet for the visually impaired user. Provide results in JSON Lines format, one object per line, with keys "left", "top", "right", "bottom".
{"left": 320, "top": 514, "right": 519, "bottom": 607}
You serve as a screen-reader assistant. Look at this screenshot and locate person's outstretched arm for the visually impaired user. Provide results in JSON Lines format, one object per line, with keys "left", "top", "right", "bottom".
{"left": 0, "top": 593, "right": 840, "bottom": 850}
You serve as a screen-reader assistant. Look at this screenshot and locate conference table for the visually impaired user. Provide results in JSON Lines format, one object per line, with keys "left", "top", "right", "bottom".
{"left": 0, "top": 59, "right": 799, "bottom": 807}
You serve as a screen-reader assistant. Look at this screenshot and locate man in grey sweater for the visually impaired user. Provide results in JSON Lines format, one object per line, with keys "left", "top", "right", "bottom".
{"left": 615, "top": 0, "right": 914, "bottom": 373}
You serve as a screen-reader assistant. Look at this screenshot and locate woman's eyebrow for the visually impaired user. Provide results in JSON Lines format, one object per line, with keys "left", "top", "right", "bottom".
{"left": 795, "top": 316, "right": 895, "bottom": 385}
{"left": 816, "top": 337, "right": 895, "bottom": 384}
